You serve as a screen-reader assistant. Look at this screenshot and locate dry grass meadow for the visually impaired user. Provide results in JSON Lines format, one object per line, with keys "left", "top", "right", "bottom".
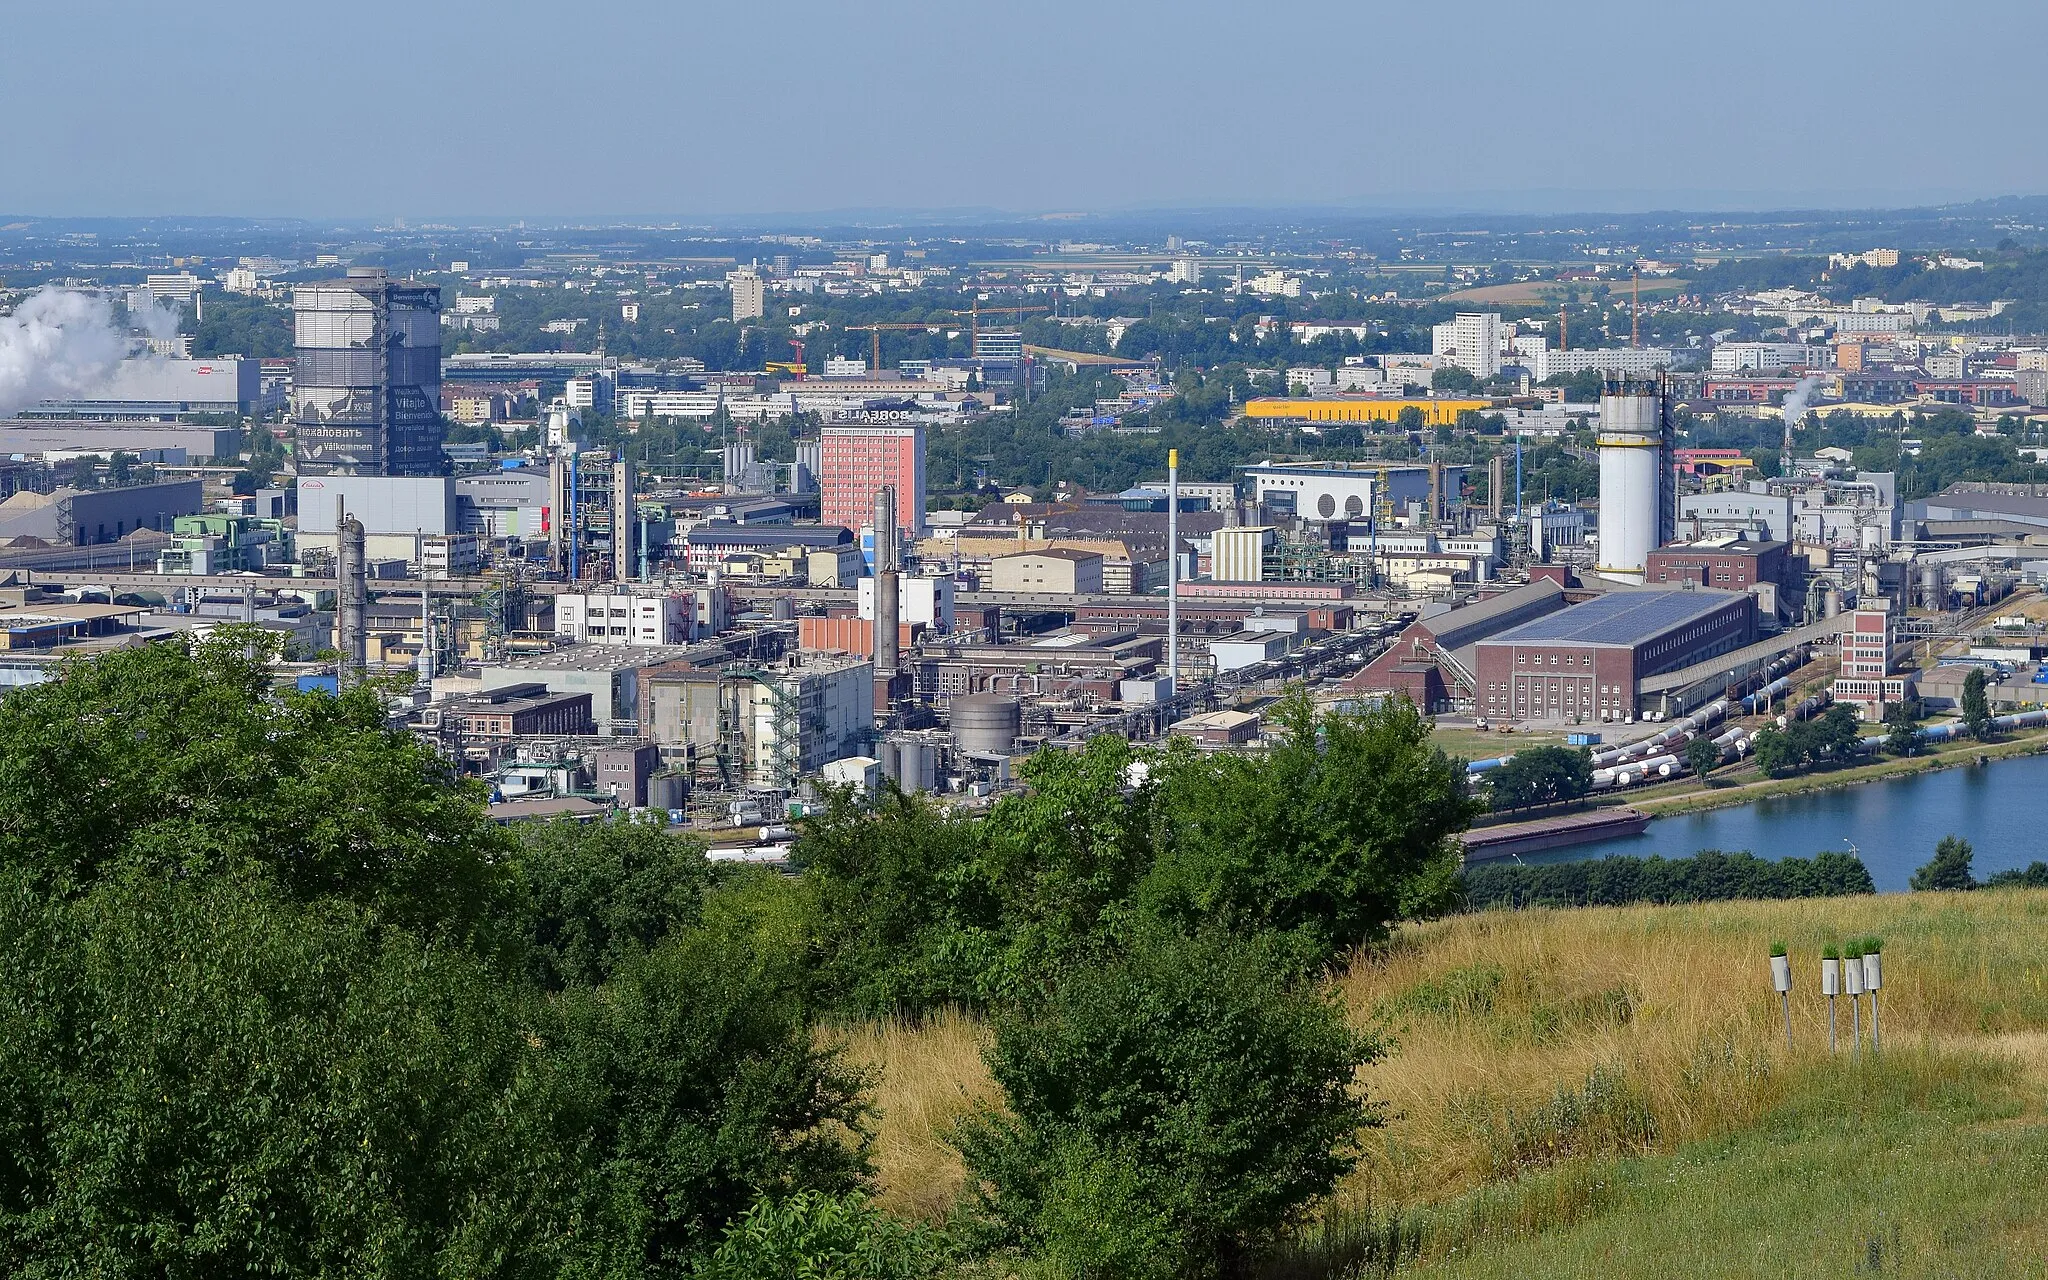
{"left": 841, "top": 888, "right": 2048, "bottom": 1274}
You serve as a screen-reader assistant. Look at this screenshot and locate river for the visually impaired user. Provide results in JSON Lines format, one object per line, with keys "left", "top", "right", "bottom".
{"left": 1526, "top": 753, "right": 2048, "bottom": 892}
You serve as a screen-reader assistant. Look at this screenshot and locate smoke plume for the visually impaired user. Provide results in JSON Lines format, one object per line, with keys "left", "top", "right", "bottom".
{"left": 0, "top": 287, "right": 177, "bottom": 418}
{"left": 1781, "top": 374, "right": 1825, "bottom": 436}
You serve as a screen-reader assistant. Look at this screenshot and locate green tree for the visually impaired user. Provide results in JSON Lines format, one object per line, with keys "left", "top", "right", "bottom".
{"left": 1883, "top": 698, "right": 1921, "bottom": 756}
{"left": 1686, "top": 735, "right": 1721, "bottom": 782}
{"left": 1144, "top": 691, "right": 1477, "bottom": 960}
{"left": 1910, "top": 834, "right": 1978, "bottom": 892}
{"left": 956, "top": 929, "right": 1371, "bottom": 1280}
{"left": 796, "top": 784, "right": 992, "bottom": 1014}
{"left": 1484, "top": 745, "right": 1594, "bottom": 810}
{"left": 1962, "top": 668, "right": 1993, "bottom": 738}
{"left": 513, "top": 815, "right": 719, "bottom": 990}
{"left": 0, "top": 638, "right": 877, "bottom": 1275}
{"left": 1750, "top": 726, "right": 1793, "bottom": 775}
{"left": 1430, "top": 365, "right": 1480, "bottom": 394}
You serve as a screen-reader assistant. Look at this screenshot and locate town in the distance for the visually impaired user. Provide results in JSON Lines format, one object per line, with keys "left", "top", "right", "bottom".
{"left": 1, "top": 206, "right": 2045, "bottom": 856}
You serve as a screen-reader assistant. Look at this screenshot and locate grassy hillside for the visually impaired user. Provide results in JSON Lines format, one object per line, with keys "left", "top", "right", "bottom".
{"left": 843, "top": 889, "right": 2048, "bottom": 1276}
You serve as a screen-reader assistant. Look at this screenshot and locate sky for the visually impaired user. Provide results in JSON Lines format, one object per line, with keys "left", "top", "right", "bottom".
{"left": 5, "top": 0, "right": 2046, "bottom": 220}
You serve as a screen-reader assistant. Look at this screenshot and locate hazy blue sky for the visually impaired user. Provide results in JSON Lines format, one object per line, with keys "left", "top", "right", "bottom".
{"left": 5, "top": 0, "right": 2044, "bottom": 219}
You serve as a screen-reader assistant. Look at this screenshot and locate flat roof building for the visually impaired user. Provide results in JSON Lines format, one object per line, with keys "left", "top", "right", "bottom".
{"left": 1474, "top": 588, "right": 1756, "bottom": 723}
{"left": 990, "top": 548, "right": 1105, "bottom": 595}
{"left": 450, "top": 682, "right": 595, "bottom": 738}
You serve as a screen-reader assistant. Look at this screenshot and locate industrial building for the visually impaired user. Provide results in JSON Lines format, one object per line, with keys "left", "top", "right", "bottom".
{"left": 1240, "top": 398, "right": 1490, "bottom": 427}
{"left": 683, "top": 522, "right": 854, "bottom": 572}
{"left": 637, "top": 653, "right": 873, "bottom": 790}
{"left": 295, "top": 474, "right": 462, "bottom": 568}
{"left": 1473, "top": 588, "right": 1757, "bottom": 723}
{"left": 0, "top": 479, "right": 203, "bottom": 546}
{"left": 1348, "top": 581, "right": 1569, "bottom": 711}
{"left": 916, "top": 630, "right": 1162, "bottom": 702}
{"left": 293, "top": 268, "right": 445, "bottom": 477}
{"left": 451, "top": 684, "right": 595, "bottom": 737}
{"left": 991, "top": 548, "right": 1105, "bottom": 595}
{"left": 1832, "top": 606, "right": 1914, "bottom": 720}
{"left": 930, "top": 500, "right": 1219, "bottom": 596}
{"left": 480, "top": 644, "right": 704, "bottom": 737}
{"left": 26, "top": 357, "right": 268, "bottom": 419}
{"left": 554, "top": 589, "right": 711, "bottom": 647}
{"left": 1645, "top": 537, "right": 1797, "bottom": 620}
{"left": 0, "top": 420, "right": 236, "bottom": 463}
{"left": 1241, "top": 460, "right": 1466, "bottom": 525}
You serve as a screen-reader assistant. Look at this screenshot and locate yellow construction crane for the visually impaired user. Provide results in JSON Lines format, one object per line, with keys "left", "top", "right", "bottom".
{"left": 845, "top": 322, "right": 946, "bottom": 372}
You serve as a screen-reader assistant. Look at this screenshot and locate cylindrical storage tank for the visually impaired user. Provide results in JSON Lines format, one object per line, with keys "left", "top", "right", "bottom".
{"left": 878, "top": 740, "right": 902, "bottom": 786}
{"left": 1594, "top": 384, "right": 1662, "bottom": 585}
{"left": 770, "top": 597, "right": 795, "bottom": 621}
{"left": 648, "top": 773, "right": 688, "bottom": 812}
{"left": 953, "top": 694, "right": 1022, "bottom": 756}
{"left": 899, "top": 742, "right": 931, "bottom": 794}
{"left": 1822, "top": 585, "right": 1841, "bottom": 618}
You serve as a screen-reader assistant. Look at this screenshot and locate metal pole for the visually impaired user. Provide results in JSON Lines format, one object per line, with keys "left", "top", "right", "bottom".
{"left": 1167, "top": 447, "right": 1179, "bottom": 699}
{"left": 1871, "top": 990, "right": 1880, "bottom": 1052}
{"left": 1781, "top": 991, "right": 1792, "bottom": 1050}
{"left": 1828, "top": 995, "right": 1837, "bottom": 1054}
{"left": 1851, "top": 989, "right": 1861, "bottom": 1056}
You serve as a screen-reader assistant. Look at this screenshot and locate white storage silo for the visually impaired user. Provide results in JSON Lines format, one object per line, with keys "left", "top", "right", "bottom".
{"left": 1595, "top": 381, "right": 1663, "bottom": 585}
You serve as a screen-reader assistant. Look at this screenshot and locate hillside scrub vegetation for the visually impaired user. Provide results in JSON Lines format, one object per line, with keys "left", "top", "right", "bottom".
{"left": 0, "top": 647, "right": 1481, "bottom": 1278}
{"left": 851, "top": 889, "right": 2048, "bottom": 1277}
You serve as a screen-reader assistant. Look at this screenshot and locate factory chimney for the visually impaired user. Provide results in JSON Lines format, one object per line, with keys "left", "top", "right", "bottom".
{"left": 548, "top": 452, "right": 568, "bottom": 575}
{"left": 872, "top": 485, "right": 900, "bottom": 679}
{"left": 612, "top": 453, "right": 635, "bottom": 582}
{"left": 336, "top": 503, "right": 367, "bottom": 686}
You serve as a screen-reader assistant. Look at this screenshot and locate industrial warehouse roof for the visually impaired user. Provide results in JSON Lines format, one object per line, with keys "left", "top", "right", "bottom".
{"left": 1918, "top": 487, "right": 2048, "bottom": 523}
{"left": 1420, "top": 581, "right": 1566, "bottom": 653}
{"left": 683, "top": 522, "right": 852, "bottom": 547}
{"left": 1486, "top": 588, "right": 1748, "bottom": 648}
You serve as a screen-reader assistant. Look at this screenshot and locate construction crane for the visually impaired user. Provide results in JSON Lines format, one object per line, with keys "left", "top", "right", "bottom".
{"left": 958, "top": 301, "right": 1050, "bottom": 350}
{"left": 844, "top": 322, "right": 945, "bottom": 373}
{"left": 763, "top": 336, "right": 808, "bottom": 380}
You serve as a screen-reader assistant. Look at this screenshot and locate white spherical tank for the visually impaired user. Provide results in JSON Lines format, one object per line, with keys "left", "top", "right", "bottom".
{"left": 1596, "top": 385, "right": 1662, "bottom": 585}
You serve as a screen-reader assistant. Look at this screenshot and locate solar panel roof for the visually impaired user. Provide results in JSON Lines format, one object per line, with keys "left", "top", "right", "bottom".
{"left": 1486, "top": 588, "right": 1745, "bottom": 647}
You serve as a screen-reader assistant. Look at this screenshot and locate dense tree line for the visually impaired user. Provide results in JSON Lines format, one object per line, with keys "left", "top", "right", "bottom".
{"left": 0, "top": 637, "right": 867, "bottom": 1276}
{"left": 1461, "top": 849, "right": 1877, "bottom": 910}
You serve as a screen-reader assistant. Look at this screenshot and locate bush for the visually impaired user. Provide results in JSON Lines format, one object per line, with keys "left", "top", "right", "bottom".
{"left": 1461, "top": 849, "right": 1876, "bottom": 910}
{"left": 956, "top": 929, "right": 1373, "bottom": 1279}
{"left": 1985, "top": 860, "right": 2048, "bottom": 888}
{"left": 699, "top": 1191, "right": 947, "bottom": 1279}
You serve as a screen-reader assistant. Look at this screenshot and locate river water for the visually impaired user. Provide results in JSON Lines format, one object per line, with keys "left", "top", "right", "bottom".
{"left": 1525, "top": 753, "right": 2048, "bottom": 892}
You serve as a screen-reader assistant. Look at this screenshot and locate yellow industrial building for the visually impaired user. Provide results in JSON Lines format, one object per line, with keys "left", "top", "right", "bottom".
{"left": 1242, "top": 397, "right": 1492, "bottom": 427}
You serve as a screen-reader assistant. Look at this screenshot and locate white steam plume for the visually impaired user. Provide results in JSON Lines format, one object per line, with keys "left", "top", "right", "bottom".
{"left": 0, "top": 287, "right": 177, "bottom": 419}
{"left": 1780, "top": 373, "right": 1824, "bottom": 453}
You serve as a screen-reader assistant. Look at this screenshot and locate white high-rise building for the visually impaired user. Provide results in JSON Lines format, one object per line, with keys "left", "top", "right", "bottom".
{"left": 728, "top": 269, "right": 765, "bottom": 322}
{"left": 1169, "top": 258, "right": 1200, "bottom": 285}
{"left": 1431, "top": 312, "right": 1503, "bottom": 378}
